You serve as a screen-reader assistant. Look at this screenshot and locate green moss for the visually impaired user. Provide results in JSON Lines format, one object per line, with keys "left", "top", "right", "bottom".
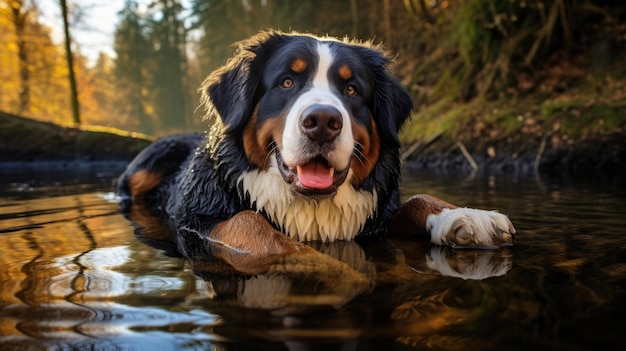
{"left": 486, "top": 107, "right": 522, "bottom": 135}
{"left": 403, "top": 76, "right": 626, "bottom": 148}
{"left": 536, "top": 98, "right": 626, "bottom": 137}
{"left": 589, "top": 104, "right": 626, "bottom": 129}
{"left": 402, "top": 97, "right": 482, "bottom": 143}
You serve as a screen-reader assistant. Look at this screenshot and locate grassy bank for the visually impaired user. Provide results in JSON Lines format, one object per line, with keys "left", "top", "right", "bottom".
{"left": 400, "top": 66, "right": 626, "bottom": 172}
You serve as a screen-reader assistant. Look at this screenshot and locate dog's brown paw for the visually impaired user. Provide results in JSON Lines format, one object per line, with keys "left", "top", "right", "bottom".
{"left": 428, "top": 208, "right": 516, "bottom": 248}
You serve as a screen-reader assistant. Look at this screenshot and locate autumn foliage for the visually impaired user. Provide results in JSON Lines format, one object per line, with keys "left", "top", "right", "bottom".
{"left": 0, "top": 0, "right": 624, "bottom": 137}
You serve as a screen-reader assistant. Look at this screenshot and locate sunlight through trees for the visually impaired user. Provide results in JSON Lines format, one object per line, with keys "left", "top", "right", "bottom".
{"left": 0, "top": 0, "right": 624, "bottom": 136}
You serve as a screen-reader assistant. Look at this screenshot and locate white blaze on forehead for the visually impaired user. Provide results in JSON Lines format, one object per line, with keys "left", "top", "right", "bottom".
{"left": 280, "top": 42, "right": 355, "bottom": 170}
{"left": 313, "top": 43, "right": 334, "bottom": 89}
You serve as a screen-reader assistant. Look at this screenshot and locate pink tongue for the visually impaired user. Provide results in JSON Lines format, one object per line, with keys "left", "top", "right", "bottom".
{"left": 297, "top": 161, "right": 334, "bottom": 189}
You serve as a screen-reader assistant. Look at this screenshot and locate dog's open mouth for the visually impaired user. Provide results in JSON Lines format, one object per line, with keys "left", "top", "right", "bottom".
{"left": 276, "top": 152, "right": 349, "bottom": 197}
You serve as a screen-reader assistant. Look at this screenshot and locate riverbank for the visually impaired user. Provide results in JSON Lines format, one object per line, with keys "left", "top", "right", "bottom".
{"left": 401, "top": 130, "right": 626, "bottom": 174}
{"left": 399, "top": 72, "right": 626, "bottom": 173}
{"left": 0, "top": 111, "right": 152, "bottom": 172}
{"left": 1, "top": 102, "right": 624, "bottom": 175}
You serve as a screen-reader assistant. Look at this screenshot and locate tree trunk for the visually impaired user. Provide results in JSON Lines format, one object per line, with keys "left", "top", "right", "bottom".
{"left": 10, "top": 1, "right": 30, "bottom": 113}
{"left": 60, "top": 0, "right": 81, "bottom": 125}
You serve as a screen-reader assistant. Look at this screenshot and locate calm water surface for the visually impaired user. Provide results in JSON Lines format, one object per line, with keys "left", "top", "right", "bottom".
{"left": 0, "top": 166, "right": 625, "bottom": 350}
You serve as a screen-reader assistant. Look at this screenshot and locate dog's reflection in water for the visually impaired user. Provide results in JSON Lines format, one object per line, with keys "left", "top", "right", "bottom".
{"left": 125, "top": 198, "right": 512, "bottom": 316}
{"left": 200, "top": 244, "right": 512, "bottom": 314}
{"left": 425, "top": 245, "right": 512, "bottom": 280}
{"left": 194, "top": 240, "right": 376, "bottom": 314}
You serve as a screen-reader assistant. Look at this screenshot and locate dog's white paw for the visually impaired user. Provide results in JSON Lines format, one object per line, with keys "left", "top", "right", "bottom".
{"left": 427, "top": 208, "right": 515, "bottom": 248}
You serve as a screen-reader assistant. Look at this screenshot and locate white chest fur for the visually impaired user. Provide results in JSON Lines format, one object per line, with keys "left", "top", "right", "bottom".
{"left": 238, "top": 161, "right": 377, "bottom": 242}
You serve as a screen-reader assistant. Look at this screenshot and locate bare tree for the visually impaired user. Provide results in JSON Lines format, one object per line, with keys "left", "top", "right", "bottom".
{"left": 9, "top": 0, "right": 34, "bottom": 112}
{"left": 59, "top": 0, "right": 80, "bottom": 125}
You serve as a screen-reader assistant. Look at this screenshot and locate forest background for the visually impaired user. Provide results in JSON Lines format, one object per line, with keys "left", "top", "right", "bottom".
{"left": 1, "top": 0, "right": 625, "bottom": 170}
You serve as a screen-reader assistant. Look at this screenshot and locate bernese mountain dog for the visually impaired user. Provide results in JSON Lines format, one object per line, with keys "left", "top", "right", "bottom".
{"left": 118, "top": 31, "right": 515, "bottom": 274}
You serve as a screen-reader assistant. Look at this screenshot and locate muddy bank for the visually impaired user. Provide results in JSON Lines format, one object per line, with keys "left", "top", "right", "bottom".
{"left": 0, "top": 112, "right": 151, "bottom": 171}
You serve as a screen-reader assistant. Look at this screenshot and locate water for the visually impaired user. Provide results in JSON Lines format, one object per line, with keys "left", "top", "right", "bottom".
{"left": 1, "top": 166, "right": 625, "bottom": 350}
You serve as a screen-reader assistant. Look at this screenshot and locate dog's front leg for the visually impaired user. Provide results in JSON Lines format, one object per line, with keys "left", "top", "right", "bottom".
{"left": 390, "top": 194, "right": 515, "bottom": 248}
{"left": 204, "top": 210, "right": 374, "bottom": 289}
{"left": 205, "top": 210, "right": 310, "bottom": 274}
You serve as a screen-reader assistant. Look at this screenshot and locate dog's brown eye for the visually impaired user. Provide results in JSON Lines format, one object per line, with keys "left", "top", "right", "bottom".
{"left": 346, "top": 85, "right": 357, "bottom": 96}
{"left": 281, "top": 78, "right": 294, "bottom": 89}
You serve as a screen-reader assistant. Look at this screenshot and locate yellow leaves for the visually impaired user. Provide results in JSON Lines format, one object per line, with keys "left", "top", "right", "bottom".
{"left": 0, "top": 39, "right": 20, "bottom": 109}
{"left": 5, "top": 41, "right": 18, "bottom": 52}
{"left": 1, "top": 3, "right": 125, "bottom": 128}
{"left": 7, "top": 0, "right": 25, "bottom": 11}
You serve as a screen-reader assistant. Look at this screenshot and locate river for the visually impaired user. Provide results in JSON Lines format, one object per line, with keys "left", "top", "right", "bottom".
{"left": 1, "top": 166, "right": 625, "bottom": 350}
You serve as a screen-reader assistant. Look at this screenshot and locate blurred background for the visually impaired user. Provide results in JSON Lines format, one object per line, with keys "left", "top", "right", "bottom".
{"left": 1, "top": 0, "right": 625, "bottom": 140}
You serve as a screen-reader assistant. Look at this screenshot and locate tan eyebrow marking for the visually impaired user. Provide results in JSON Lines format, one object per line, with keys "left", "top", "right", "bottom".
{"left": 291, "top": 58, "right": 307, "bottom": 73}
{"left": 339, "top": 64, "right": 352, "bottom": 80}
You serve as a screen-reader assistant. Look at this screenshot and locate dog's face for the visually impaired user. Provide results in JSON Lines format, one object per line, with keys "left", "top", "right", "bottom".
{"left": 203, "top": 32, "right": 412, "bottom": 199}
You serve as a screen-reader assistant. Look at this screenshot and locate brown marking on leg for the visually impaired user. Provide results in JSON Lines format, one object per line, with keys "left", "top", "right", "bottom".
{"left": 128, "top": 169, "right": 164, "bottom": 197}
{"left": 390, "top": 194, "right": 458, "bottom": 238}
{"left": 350, "top": 116, "right": 380, "bottom": 186}
{"left": 210, "top": 210, "right": 312, "bottom": 274}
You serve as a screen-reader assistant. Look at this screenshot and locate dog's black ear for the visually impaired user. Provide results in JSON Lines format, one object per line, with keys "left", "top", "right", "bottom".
{"left": 200, "top": 31, "right": 289, "bottom": 134}
{"left": 357, "top": 46, "right": 413, "bottom": 147}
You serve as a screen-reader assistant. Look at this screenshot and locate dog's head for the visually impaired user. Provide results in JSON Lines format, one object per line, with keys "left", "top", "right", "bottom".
{"left": 201, "top": 31, "right": 413, "bottom": 198}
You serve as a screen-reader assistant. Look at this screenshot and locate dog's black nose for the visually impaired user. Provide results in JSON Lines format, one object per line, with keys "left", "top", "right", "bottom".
{"left": 301, "top": 104, "right": 343, "bottom": 144}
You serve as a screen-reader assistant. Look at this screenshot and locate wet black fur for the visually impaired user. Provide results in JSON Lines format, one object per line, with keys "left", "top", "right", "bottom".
{"left": 118, "top": 31, "right": 413, "bottom": 259}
